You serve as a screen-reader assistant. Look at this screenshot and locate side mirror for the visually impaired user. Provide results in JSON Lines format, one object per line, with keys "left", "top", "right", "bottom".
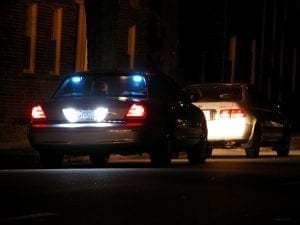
{"left": 272, "top": 103, "right": 282, "bottom": 113}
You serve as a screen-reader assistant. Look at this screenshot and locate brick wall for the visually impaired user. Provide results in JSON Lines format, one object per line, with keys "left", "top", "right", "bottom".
{"left": 0, "top": 0, "right": 155, "bottom": 123}
{"left": 0, "top": 0, "right": 78, "bottom": 122}
{"left": 116, "top": 0, "right": 149, "bottom": 70}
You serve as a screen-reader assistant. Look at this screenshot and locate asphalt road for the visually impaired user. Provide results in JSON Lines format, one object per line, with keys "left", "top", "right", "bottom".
{"left": 0, "top": 145, "right": 300, "bottom": 169}
{"left": 1, "top": 155, "right": 300, "bottom": 225}
{"left": 1, "top": 131, "right": 300, "bottom": 169}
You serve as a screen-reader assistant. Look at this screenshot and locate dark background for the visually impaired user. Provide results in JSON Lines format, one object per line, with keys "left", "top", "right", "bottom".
{"left": 1, "top": 0, "right": 300, "bottom": 135}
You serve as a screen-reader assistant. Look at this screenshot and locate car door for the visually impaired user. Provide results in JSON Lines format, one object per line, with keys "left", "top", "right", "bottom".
{"left": 149, "top": 75, "right": 203, "bottom": 146}
{"left": 245, "top": 85, "right": 286, "bottom": 141}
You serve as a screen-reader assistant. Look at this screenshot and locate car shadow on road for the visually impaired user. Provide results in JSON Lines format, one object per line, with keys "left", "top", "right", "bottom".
{"left": 0, "top": 151, "right": 299, "bottom": 170}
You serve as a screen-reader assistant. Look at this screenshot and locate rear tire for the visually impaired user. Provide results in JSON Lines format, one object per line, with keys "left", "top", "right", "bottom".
{"left": 150, "top": 130, "right": 172, "bottom": 168}
{"left": 39, "top": 151, "right": 63, "bottom": 168}
{"left": 187, "top": 137, "right": 207, "bottom": 164}
{"left": 89, "top": 153, "right": 110, "bottom": 167}
{"left": 206, "top": 147, "right": 213, "bottom": 157}
{"left": 245, "top": 126, "right": 261, "bottom": 158}
{"left": 276, "top": 129, "right": 290, "bottom": 157}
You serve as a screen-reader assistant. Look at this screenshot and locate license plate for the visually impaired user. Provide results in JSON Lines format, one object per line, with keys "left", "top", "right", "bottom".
{"left": 80, "top": 110, "right": 95, "bottom": 121}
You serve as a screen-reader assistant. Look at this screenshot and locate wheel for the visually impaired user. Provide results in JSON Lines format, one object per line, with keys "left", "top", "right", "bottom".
{"left": 89, "top": 153, "right": 110, "bottom": 167}
{"left": 39, "top": 151, "right": 63, "bottom": 168}
{"left": 187, "top": 137, "right": 207, "bottom": 164}
{"left": 275, "top": 129, "right": 290, "bottom": 157}
{"left": 206, "top": 147, "right": 213, "bottom": 157}
{"left": 150, "top": 130, "right": 173, "bottom": 168}
{"left": 245, "top": 126, "right": 261, "bottom": 158}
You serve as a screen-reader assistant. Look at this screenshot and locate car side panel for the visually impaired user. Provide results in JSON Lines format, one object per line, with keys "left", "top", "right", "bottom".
{"left": 173, "top": 102, "right": 207, "bottom": 147}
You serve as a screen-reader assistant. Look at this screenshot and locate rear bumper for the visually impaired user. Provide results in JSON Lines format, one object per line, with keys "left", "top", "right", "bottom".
{"left": 207, "top": 120, "right": 253, "bottom": 146}
{"left": 207, "top": 125, "right": 287, "bottom": 149}
{"left": 28, "top": 123, "right": 153, "bottom": 155}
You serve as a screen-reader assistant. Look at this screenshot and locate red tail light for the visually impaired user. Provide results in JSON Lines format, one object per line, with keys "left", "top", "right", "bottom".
{"left": 125, "top": 103, "right": 146, "bottom": 119}
{"left": 31, "top": 105, "right": 46, "bottom": 120}
{"left": 220, "top": 109, "right": 245, "bottom": 119}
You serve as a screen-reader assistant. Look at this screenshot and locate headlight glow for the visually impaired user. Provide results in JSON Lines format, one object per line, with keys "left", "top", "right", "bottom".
{"left": 95, "top": 107, "right": 108, "bottom": 122}
{"left": 207, "top": 118, "right": 248, "bottom": 140}
{"left": 62, "top": 108, "right": 80, "bottom": 122}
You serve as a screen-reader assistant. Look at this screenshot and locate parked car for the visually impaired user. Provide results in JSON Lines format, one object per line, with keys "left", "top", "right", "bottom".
{"left": 184, "top": 83, "right": 291, "bottom": 158}
{"left": 28, "top": 70, "right": 208, "bottom": 168}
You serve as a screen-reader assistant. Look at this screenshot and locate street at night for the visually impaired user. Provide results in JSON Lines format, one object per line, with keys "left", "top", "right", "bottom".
{"left": 1, "top": 1, "right": 300, "bottom": 225}
{"left": 1, "top": 147, "right": 300, "bottom": 225}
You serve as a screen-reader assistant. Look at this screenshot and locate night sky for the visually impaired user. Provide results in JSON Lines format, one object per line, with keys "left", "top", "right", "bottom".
{"left": 178, "top": 0, "right": 300, "bottom": 86}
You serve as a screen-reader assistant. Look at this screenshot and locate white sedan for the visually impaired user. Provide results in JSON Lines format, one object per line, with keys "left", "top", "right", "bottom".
{"left": 185, "top": 83, "right": 291, "bottom": 158}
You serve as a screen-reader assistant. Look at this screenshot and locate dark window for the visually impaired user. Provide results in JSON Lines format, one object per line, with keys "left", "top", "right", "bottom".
{"left": 53, "top": 74, "right": 147, "bottom": 98}
{"left": 194, "top": 85, "right": 242, "bottom": 100}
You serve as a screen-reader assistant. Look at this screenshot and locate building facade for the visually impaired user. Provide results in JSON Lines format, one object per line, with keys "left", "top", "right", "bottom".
{"left": 0, "top": 0, "right": 78, "bottom": 123}
{"left": 0, "top": 0, "right": 172, "bottom": 125}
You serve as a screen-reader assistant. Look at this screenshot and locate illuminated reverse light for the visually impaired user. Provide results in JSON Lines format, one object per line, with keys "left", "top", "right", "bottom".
{"left": 95, "top": 107, "right": 108, "bottom": 122}
{"left": 63, "top": 108, "right": 80, "bottom": 122}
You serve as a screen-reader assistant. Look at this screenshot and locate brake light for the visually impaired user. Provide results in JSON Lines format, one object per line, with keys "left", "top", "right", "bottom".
{"left": 126, "top": 103, "right": 146, "bottom": 119}
{"left": 230, "top": 109, "right": 245, "bottom": 118}
{"left": 220, "top": 109, "right": 245, "bottom": 119}
{"left": 31, "top": 105, "right": 46, "bottom": 120}
{"left": 220, "top": 109, "right": 231, "bottom": 118}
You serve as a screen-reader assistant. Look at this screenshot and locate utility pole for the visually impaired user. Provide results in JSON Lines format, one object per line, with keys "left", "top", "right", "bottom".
{"left": 259, "top": 0, "right": 267, "bottom": 90}
{"left": 221, "top": 0, "right": 228, "bottom": 82}
{"left": 250, "top": 40, "right": 256, "bottom": 84}
{"left": 230, "top": 36, "right": 237, "bottom": 83}
{"left": 292, "top": 48, "right": 297, "bottom": 94}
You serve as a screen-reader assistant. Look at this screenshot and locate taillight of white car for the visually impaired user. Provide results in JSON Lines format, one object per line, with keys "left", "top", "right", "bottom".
{"left": 207, "top": 108, "right": 249, "bottom": 140}
{"left": 219, "top": 109, "right": 245, "bottom": 119}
